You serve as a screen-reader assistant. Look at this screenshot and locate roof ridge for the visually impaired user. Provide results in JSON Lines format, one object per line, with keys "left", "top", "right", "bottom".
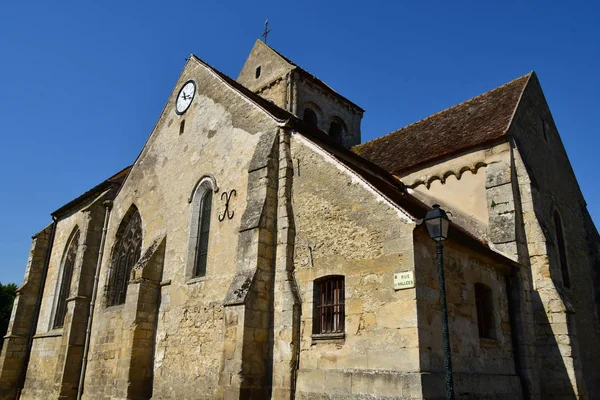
{"left": 354, "top": 72, "right": 532, "bottom": 150}
{"left": 258, "top": 41, "right": 364, "bottom": 112}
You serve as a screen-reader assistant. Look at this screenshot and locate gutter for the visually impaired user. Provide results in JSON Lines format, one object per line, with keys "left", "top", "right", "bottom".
{"left": 77, "top": 200, "right": 112, "bottom": 400}
{"left": 16, "top": 217, "right": 57, "bottom": 399}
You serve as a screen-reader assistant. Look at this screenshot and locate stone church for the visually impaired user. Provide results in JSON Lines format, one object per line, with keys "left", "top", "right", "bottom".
{"left": 1, "top": 39, "right": 599, "bottom": 399}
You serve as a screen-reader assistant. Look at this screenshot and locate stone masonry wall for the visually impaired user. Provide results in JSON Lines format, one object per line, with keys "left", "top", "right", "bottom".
{"left": 290, "top": 134, "right": 422, "bottom": 399}
{"left": 21, "top": 193, "right": 108, "bottom": 400}
{"left": 237, "top": 40, "right": 294, "bottom": 94}
{"left": 0, "top": 224, "right": 53, "bottom": 400}
{"left": 413, "top": 228, "right": 521, "bottom": 399}
{"left": 508, "top": 74, "right": 600, "bottom": 398}
{"left": 295, "top": 77, "right": 362, "bottom": 149}
{"left": 81, "top": 57, "right": 282, "bottom": 399}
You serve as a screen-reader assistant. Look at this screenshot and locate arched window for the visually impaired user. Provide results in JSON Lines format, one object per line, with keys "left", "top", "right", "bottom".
{"left": 188, "top": 178, "right": 215, "bottom": 279}
{"left": 53, "top": 228, "right": 80, "bottom": 328}
{"left": 554, "top": 211, "right": 570, "bottom": 288}
{"left": 328, "top": 118, "right": 346, "bottom": 141}
{"left": 194, "top": 190, "right": 212, "bottom": 277}
{"left": 474, "top": 283, "right": 496, "bottom": 340}
{"left": 313, "top": 276, "right": 345, "bottom": 335}
{"left": 108, "top": 207, "right": 142, "bottom": 306}
{"left": 303, "top": 108, "right": 318, "bottom": 127}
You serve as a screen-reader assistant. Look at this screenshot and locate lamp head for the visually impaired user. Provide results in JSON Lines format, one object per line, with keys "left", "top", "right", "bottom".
{"left": 424, "top": 204, "right": 450, "bottom": 241}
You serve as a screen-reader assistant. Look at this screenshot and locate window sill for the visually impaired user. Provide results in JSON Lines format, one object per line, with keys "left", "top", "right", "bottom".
{"left": 311, "top": 333, "right": 345, "bottom": 343}
{"left": 479, "top": 338, "right": 499, "bottom": 348}
{"left": 186, "top": 276, "right": 206, "bottom": 285}
{"left": 104, "top": 303, "right": 125, "bottom": 313}
{"left": 33, "top": 329, "right": 63, "bottom": 339}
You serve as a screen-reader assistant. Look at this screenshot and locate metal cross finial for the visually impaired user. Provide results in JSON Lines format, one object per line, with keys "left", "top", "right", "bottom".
{"left": 261, "top": 19, "right": 271, "bottom": 43}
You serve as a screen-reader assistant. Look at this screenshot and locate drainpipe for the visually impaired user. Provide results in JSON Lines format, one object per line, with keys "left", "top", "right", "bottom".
{"left": 77, "top": 200, "right": 112, "bottom": 400}
{"left": 16, "top": 217, "right": 57, "bottom": 399}
{"left": 292, "top": 274, "right": 302, "bottom": 400}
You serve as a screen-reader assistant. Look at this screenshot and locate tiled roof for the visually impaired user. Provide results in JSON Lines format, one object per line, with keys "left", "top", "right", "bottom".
{"left": 352, "top": 73, "right": 532, "bottom": 175}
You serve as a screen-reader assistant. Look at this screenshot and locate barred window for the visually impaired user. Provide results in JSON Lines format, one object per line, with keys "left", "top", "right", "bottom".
{"left": 108, "top": 208, "right": 142, "bottom": 306}
{"left": 194, "top": 189, "right": 212, "bottom": 277}
{"left": 554, "top": 212, "right": 570, "bottom": 288}
{"left": 313, "top": 276, "right": 345, "bottom": 335}
{"left": 475, "top": 283, "right": 496, "bottom": 340}
{"left": 53, "top": 229, "right": 80, "bottom": 328}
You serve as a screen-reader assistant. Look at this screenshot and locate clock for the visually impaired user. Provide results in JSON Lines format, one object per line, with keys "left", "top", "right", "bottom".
{"left": 176, "top": 80, "right": 196, "bottom": 114}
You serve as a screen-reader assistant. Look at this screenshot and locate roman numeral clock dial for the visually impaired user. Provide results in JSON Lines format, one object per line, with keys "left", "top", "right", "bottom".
{"left": 176, "top": 80, "right": 196, "bottom": 114}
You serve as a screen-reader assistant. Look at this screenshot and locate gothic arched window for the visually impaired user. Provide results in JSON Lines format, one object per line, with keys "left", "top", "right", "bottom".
{"left": 53, "top": 228, "right": 80, "bottom": 328}
{"left": 188, "top": 178, "right": 214, "bottom": 279}
{"left": 554, "top": 211, "right": 570, "bottom": 288}
{"left": 475, "top": 283, "right": 496, "bottom": 340}
{"left": 303, "top": 108, "right": 318, "bottom": 127}
{"left": 108, "top": 207, "right": 142, "bottom": 306}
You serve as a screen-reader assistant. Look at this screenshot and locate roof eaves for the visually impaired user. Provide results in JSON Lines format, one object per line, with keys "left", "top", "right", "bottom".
{"left": 51, "top": 165, "right": 131, "bottom": 219}
{"left": 294, "top": 68, "right": 365, "bottom": 112}
{"left": 289, "top": 121, "right": 518, "bottom": 267}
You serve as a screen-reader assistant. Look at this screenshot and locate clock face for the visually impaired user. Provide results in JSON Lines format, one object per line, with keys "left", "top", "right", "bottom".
{"left": 176, "top": 80, "right": 196, "bottom": 114}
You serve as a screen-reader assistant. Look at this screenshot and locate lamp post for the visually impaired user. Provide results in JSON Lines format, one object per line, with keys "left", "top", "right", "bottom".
{"left": 424, "top": 204, "right": 454, "bottom": 400}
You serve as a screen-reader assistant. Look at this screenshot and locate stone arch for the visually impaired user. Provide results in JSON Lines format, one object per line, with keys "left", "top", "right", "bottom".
{"left": 328, "top": 116, "right": 347, "bottom": 141}
{"left": 426, "top": 175, "right": 442, "bottom": 189}
{"left": 302, "top": 102, "right": 323, "bottom": 128}
{"left": 107, "top": 205, "right": 143, "bottom": 306}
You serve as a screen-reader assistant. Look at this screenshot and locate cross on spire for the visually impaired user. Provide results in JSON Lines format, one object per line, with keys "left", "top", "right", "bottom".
{"left": 261, "top": 20, "right": 271, "bottom": 43}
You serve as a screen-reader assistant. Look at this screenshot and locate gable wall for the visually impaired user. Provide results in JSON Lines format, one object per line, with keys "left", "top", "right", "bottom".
{"left": 508, "top": 76, "right": 600, "bottom": 398}
{"left": 237, "top": 41, "right": 294, "bottom": 94}
{"left": 81, "top": 59, "right": 281, "bottom": 399}
{"left": 290, "top": 134, "right": 422, "bottom": 399}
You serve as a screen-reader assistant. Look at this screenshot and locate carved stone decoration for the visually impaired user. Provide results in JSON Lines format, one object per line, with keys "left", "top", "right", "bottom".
{"left": 218, "top": 189, "right": 237, "bottom": 221}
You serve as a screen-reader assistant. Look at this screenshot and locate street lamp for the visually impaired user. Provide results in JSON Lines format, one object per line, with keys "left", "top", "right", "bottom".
{"left": 424, "top": 204, "right": 453, "bottom": 400}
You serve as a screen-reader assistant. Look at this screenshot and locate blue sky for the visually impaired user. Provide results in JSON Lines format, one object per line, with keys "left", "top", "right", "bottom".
{"left": 1, "top": 1, "right": 598, "bottom": 284}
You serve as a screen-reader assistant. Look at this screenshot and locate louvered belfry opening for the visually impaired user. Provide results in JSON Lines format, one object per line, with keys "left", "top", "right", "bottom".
{"left": 314, "top": 276, "right": 345, "bottom": 334}
{"left": 54, "top": 229, "right": 80, "bottom": 328}
{"left": 109, "top": 208, "right": 142, "bottom": 306}
{"left": 194, "top": 190, "right": 212, "bottom": 277}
